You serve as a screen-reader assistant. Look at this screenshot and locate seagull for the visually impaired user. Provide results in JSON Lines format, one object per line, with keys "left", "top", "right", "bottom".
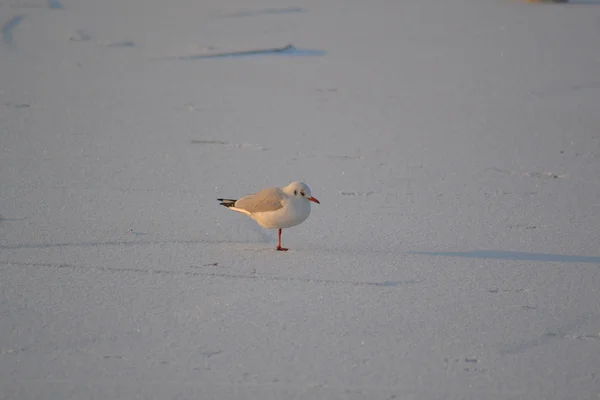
{"left": 218, "top": 181, "right": 320, "bottom": 251}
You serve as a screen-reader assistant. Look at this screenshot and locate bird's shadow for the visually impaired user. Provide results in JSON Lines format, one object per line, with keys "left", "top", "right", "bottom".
{"left": 410, "top": 250, "right": 600, "bottom": 264}
{"left": 246, "top": 221, "right": 274, "bottom": 243}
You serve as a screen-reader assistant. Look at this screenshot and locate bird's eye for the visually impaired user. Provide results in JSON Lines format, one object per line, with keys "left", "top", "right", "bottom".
{"left": 294, "top": 190, "right": 297, "bottom": 195}
{"left": 301, "top": 192, "right": 305, "bottom": 196}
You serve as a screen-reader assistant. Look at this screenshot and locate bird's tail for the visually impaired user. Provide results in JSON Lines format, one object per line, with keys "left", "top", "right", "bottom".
{"left": 217, "top": 198, "right": 237, "bottom": 208}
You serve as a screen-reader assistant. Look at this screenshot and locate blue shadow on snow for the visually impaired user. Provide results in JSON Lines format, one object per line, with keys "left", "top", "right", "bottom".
{"left": 410, "top": 250, "right": 600, "bottom": 264}
{"left": 2, "top": 15, "right": 25, "bottom": 45}
{"left": 48, "top": 0, "right": 64, "bottom": 9}
{"left": 181, "top": 44, "right": 326, "bottom": 60}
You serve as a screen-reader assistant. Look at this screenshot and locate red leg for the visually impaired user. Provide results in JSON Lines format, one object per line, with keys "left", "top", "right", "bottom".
{"left": 276, "top": 228, "right": 288, "bottom": 251}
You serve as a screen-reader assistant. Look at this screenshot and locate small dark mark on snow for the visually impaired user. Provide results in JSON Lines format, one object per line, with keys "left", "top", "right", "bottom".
{"left": 489, "top": 288, "right": 527, "bottom": 294}
{"left": 464, "top": 358, "right": 478, "bottom": 363}
{"left": 202, "top": 263, "right": 219, "bottom": 267}
{"left": 190, "top": 140, "right": 267, "bottom": 150}
{"left": 487, "top": 167, "right": 566, "bottom": 179}
{"left": 69, "top": 31, "right": 133, "bottom": 47}
{"left": 191, "top": 140, "right": 229, "bottom": 145}
{"left": 107, "top": 40, "right": 135, "bottom": 47}
{"left": 508, "top": 224, "right": 537, "bottom": 229}
{"left": 201, "top": 350, "right": 223, "bottom": 358}
{"left": 128, "top": 229, "right": 149, "bottom": 236}
{"left": 70, "top": 30, "right": 91, "bottom": 41}
{"left": 522, "top": 305, "right": 537, "bottom": 310}
{"left": 375, "top": 281, "right": 405, "bottom": 287}
{"left": 339, "top": 191, "right": 373, "bottom": 196}
{"left": 501, "top": 314, "right": 595, "bottom": 354}
{"left": 327, "top": 155, "right": 363, "bottom": 160}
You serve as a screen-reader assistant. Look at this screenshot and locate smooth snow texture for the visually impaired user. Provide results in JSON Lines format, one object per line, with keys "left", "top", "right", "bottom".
{"left": 1, "top": 0, "right": 600, "bottom": 399}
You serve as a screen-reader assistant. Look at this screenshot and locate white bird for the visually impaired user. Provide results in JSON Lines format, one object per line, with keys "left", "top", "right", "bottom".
{"left": 218, "top": 181, "right": 320, "bottom": 251}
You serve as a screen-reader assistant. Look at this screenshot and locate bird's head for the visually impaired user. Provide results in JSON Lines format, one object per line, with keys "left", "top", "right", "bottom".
{"left": 283, "top": 182, "right": 320, "bottom": 204}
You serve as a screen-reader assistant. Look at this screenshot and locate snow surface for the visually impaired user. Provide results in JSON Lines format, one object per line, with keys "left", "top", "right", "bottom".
{"left": 1, "top": 0, "right": 600, "bottom": 398}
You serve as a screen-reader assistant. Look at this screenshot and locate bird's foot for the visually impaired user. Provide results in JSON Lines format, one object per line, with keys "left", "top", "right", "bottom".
{"left": 276, "top": 246, "right": 288, "bottom": 251}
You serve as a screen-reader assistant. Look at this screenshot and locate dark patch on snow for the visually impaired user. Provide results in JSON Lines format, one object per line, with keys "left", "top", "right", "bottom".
{"left": 5, "top": 102, "right": 30, "bottom": 108}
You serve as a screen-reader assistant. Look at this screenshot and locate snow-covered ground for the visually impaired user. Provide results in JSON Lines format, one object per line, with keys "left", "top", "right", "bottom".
{"left": 1, "top": 0, "right": 600, "bottom": 398}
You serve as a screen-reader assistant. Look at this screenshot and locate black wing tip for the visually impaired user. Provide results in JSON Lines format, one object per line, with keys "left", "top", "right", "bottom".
{"left": 217, "top": 198, "right": 237, "bottom": 208}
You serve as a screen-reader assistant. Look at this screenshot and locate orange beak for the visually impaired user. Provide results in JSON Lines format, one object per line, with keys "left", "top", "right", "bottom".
{"left": 308, "top": 196, "right": 320, "bottom": 204}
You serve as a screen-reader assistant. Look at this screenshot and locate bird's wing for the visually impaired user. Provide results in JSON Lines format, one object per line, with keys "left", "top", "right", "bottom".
{"left": 234, "top": 187, "right": 285, "bottom": 213}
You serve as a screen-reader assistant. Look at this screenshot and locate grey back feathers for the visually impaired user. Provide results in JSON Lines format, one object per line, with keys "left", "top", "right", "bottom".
{"left": 233, "top": 187, "right": 285, "bottom": 213}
